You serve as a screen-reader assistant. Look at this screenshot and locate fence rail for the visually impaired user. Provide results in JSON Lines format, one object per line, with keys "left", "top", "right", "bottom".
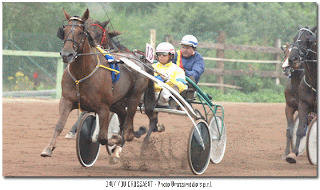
{"left": 3, "top": 89, "right": 56, "bottom": 98}
{"left": 2, "top": 50, "right": 64, "bottom": 99}
{"left": 167, "top": 32, "right": 283, "bottom": 92}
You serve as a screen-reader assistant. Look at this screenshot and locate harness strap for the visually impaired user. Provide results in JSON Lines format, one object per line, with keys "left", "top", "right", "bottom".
{"left": 303, "top": 75, "right": 317, "bottom": 92}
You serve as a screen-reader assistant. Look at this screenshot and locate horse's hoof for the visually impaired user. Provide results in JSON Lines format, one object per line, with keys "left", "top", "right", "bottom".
{"left": 124, "top": 132, "right": 134, "bottom": 142}
{"left": 108, "top": 135, "right": 124, "bottom": 146}
{"left": 134, "top": 127, "right": 148, "bottom": 138}
{"left": 40, "top": 147, "right": 52, "bottom": 157}
{"left": 155, "top": 124, "right": 165, "bottom": 132}
{"left": 109, "top": 156, "right": 120, "bottom": 165}
{"left": 285, "top": 153, "right": 297, "bottom": 164}
{"left": 65, "top": 132, "right": 75, "bottom": 139}
{"left": 99, "top": 139, "right": 108, "bottom": 146}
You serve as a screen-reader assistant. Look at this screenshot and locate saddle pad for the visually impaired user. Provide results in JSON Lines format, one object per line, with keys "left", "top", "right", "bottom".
{"left": 104, "top": 54, "right": 120, "bottom": 83}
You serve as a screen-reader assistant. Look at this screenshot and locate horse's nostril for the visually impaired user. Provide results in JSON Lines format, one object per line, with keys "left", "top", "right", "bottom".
{"left": 67, "top": 52, "right": 74, "bottom": 58}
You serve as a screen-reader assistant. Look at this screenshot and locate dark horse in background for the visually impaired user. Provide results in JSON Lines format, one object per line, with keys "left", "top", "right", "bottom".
{"left": 282, "top": 43, "right": 305, "bottom": 159}
{"left": 41, "top": 9, "right": 159, "bottom": 164}
{"left": 285, "top": 26, "right": 317, "bottom": 164}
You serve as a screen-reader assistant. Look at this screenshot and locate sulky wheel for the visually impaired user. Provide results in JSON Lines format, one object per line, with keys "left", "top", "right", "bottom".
{"left": 106, "top": 113, "right": 120, "bottom": 155}
{"left": 76, "top": 112, "right": 101, "bottom": 167}
{"left": 306, "top": 118, "right": 317, "bottom": 165}
{"left": 292, "top": 115, "right": 307, "bottom": 155}
{"left": 208, "top": 116, "right": 226, "bottom": 164}
{"left": 187, "top": 119, "right": 211, "bottom": 175}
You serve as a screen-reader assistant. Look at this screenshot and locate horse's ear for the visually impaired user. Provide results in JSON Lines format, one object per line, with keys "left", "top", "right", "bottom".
{"left": 109, "top": 30, "right": 122, "bottom": 38}
{"left": 63, "top": 8, "right": 71, "bottom": 20}
{"left": 81, "top": 9, "right": 89, "bottom": 22}
{"left": 100, "top": 19, "right": 110, "bottom": 29}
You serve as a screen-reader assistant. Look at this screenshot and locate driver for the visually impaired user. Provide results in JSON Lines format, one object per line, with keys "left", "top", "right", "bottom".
{"left": 153, "top": 42, "right": 187, "bottom": 107}
{"left": 172, "top": 35, "right": 205, "bottom": 84}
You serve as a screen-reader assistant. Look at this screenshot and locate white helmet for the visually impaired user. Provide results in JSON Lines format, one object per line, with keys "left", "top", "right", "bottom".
{"left": 180, "top": 35, "right": 198, "bottom": 47}
{"left": 156, "top": 42, "right": 175, "bottom": 54}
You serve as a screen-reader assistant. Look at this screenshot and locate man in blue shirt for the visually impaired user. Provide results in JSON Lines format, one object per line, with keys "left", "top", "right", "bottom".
{"left": 172, "top": 35, "right": 205, "bottom": 84}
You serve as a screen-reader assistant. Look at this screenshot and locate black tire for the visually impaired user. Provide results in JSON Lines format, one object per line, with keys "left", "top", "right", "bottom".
{"left": 76, "top": 112, "right": 101, "bottom": 167}
{"left": 187, "top": 119, "right": 211, "bottom": 175}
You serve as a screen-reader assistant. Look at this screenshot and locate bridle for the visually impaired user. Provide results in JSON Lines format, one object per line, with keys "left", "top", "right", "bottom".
{"left": 62, "top": 17, "right": 88, "bottom": 59}
{"left": 291, "top": 28, "right": 317, "bottom": 63}
{"left": 291, "top": 27, "right": 317, "bottom": 92}
{"left": 90, "top": 24, "right": 107, "bottom": 47}
{"left": 90, "top": 23, "right": 120, "bottom": 51}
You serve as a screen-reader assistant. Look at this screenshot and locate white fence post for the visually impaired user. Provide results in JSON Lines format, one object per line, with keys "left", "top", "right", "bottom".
{"left": 150, "top": 29, "right": 156, "bottom": 49}
{"left": 56, "top": 58, "right": 64, "bottom": 99}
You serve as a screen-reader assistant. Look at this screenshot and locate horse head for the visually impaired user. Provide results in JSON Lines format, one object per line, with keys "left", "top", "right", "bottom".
{"left": 59, "top": 9, "right": 90, "bottom": 64}
{"left": 288, "top": 26, "right": 317, "bottom": 69}
{"left": 281, "top": 42, "right": 293, "bottom": 76}
{"left": 86, "top": 18, "right": 122, "bottom": 50}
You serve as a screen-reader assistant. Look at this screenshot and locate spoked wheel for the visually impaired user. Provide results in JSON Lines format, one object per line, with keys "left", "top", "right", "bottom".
{"left": 76, "top": 112, "right": 101, "bottom": 167}
{"left": 106, "top": 113, "right": 120, "bottom": 155}
{"left": 208, "top": 116, "right": 226, "bottom": 164}
{"left": 292, "top": 115, "right": 307, "bottom": 155}
{"left": 187, "top": 119, "right": 211, "bottom": 175}
{"left": 306, "top": 118, "right": 317, "bottom": 165}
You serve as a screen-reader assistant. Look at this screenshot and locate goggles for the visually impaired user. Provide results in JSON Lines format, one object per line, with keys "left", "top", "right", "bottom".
{"left": 156, "top": 52, "right": 169, "bottom": 56}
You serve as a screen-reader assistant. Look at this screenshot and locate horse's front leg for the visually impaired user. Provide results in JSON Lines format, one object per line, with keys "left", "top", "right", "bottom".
{"left": 283, "top": 105, "right": 296, "bottom": 159}
{"left": 41, "top": 97, "right": 73, "bottom": 157}
{"left": 286, "top": 101, "right": 309, "bottom": 163}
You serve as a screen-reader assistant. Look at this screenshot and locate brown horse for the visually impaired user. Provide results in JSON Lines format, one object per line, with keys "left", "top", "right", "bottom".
{"left": 282, "top": 43, "right": 305, "bottom": 159}
{"left": 41, "top": 9, "right": 158, "bottom": 163}
{"left": 64, "top": 17, "right": 131, "bottom": 139}
{"left": 286, "top": 26, "right": 317, "bottom": 163}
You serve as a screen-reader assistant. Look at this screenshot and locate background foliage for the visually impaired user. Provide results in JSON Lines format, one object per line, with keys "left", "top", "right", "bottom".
{"left": 2, "top": 2, "right": 317, "bottom": 102}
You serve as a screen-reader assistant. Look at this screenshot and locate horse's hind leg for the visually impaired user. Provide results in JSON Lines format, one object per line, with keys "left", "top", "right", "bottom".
{"left": 41, "top": 97, "right": 73, "bottom": 157}
{"left": 122, "top": 88, "right": 149, "bottom": 141}
{"left": 143, "top": 112, "right": 158, "bottom": 144}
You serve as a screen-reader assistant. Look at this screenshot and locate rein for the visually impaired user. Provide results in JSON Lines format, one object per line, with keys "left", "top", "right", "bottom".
{"left": 303, "top": 75, "right": 317, "bottom": 92}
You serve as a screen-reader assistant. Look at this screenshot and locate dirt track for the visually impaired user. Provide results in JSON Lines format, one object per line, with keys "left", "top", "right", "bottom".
{"left": 2, "top": 98, "right": 317, "bottom": 177}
